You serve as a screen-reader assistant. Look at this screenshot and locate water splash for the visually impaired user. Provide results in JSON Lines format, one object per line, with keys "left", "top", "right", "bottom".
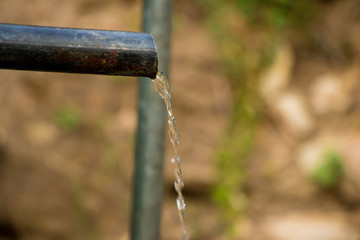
{"left": 152, "top": 71, "right": 188, "bottom": 240}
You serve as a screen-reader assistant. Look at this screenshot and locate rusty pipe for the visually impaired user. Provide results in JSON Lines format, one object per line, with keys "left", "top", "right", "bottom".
{"left": 0, "top": 23, "right": 158, "bottom": 78}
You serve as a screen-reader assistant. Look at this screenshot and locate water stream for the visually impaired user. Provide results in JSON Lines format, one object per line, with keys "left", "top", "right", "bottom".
{"left": 152, "top": 71, "right": 189, "bottom": 240}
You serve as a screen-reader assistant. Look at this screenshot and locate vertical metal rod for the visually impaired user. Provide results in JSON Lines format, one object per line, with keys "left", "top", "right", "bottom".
{"left": 131, "top": 0, "right": 173, "bottom": 240}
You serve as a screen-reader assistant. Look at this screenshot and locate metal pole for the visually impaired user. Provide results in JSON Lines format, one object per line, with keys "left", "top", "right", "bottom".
{"left": 131, "top": 0, "right": 173, "bottom": 239}
{"left": 0, "top": 23, "right": 158, "bottom": 78}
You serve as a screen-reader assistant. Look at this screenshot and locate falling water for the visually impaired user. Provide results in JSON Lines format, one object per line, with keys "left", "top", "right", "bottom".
{"left": 152, "top": 71, "right": 188, "bottom": 240}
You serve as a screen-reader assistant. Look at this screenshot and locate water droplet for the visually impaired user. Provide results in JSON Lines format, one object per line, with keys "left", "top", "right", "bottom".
{"left": 176, "top": 196, "right": 186, "bottom": 211}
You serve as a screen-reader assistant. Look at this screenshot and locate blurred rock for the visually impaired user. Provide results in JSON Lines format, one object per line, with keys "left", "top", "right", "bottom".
{"left": 113, "top": 108, "right": 137, "bottom": 134}
{"left": 340, "top": 134, "right": 360, "bottom": 202}
{"left": 233, "top": 218, "right": 256, "bottom": 240}
{"left": 297, "top": 135, "right": 343, "bottom": 175}
{"left": 260, "top": 44, "right": 294, "bottom": 101}
{"left": 25, "top": 121, "right": 59, "bottom": 146}
{"left": 297, "top": 133, "right": 360, "bottom": 202}
{"left": 264, "top": 213, "right": 359, "bottom": 240}
{"left": 274, "top": 92, "right": 315, "bottom": 138}
{"left": 310, "top": 74, "right": 351, "bottom": 116}
{"left": 117, "top": 233, "right": 129, "bottom": 240}
{"left": 297, "top": 141, "right": 328, "bottom": 176}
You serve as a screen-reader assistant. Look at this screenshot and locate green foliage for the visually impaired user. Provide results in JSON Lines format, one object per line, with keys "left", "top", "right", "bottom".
{"left": 311, "top": 150, "right": 343, "bottom": 188}
{"left": 213, "top": 127, "right": 254, "bottom": 217}
{"left": 198, "top": 0, "right": 260, "bottom": 219}
{"left": 55, "top": 107, "right": 82, "bottom": 132}
{"left": 199, "top": 0, "right": 282, "bottom": 86}
{"left": 198, "top": 0, "right": 318, "bottom": 231}
{"left": 213, "top": 83, "right": 258, "bottom": 217}
{"left": 236, "top": 0, "right": 315, "bottom": 30}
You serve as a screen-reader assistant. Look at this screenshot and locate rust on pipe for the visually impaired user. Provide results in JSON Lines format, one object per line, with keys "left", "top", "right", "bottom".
{"left": 0, "top": 23, "right": 158, "bottom": 78}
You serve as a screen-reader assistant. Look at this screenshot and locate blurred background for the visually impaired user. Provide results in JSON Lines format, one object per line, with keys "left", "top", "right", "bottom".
{"left": 0, "top": 0, "right": 360, "bottom": 239}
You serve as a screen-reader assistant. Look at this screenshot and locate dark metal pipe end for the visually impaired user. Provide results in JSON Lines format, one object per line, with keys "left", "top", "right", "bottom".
{"left": 0, "top": 23, "right": 158, "bottom": 78}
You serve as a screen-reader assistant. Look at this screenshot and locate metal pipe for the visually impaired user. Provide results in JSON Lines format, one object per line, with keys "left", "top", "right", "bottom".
{"left": 0, "top": 23, "right": 158, "bottom": 78}
{"left": 131, "top": 0, "right": 173, "bottom": 239}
